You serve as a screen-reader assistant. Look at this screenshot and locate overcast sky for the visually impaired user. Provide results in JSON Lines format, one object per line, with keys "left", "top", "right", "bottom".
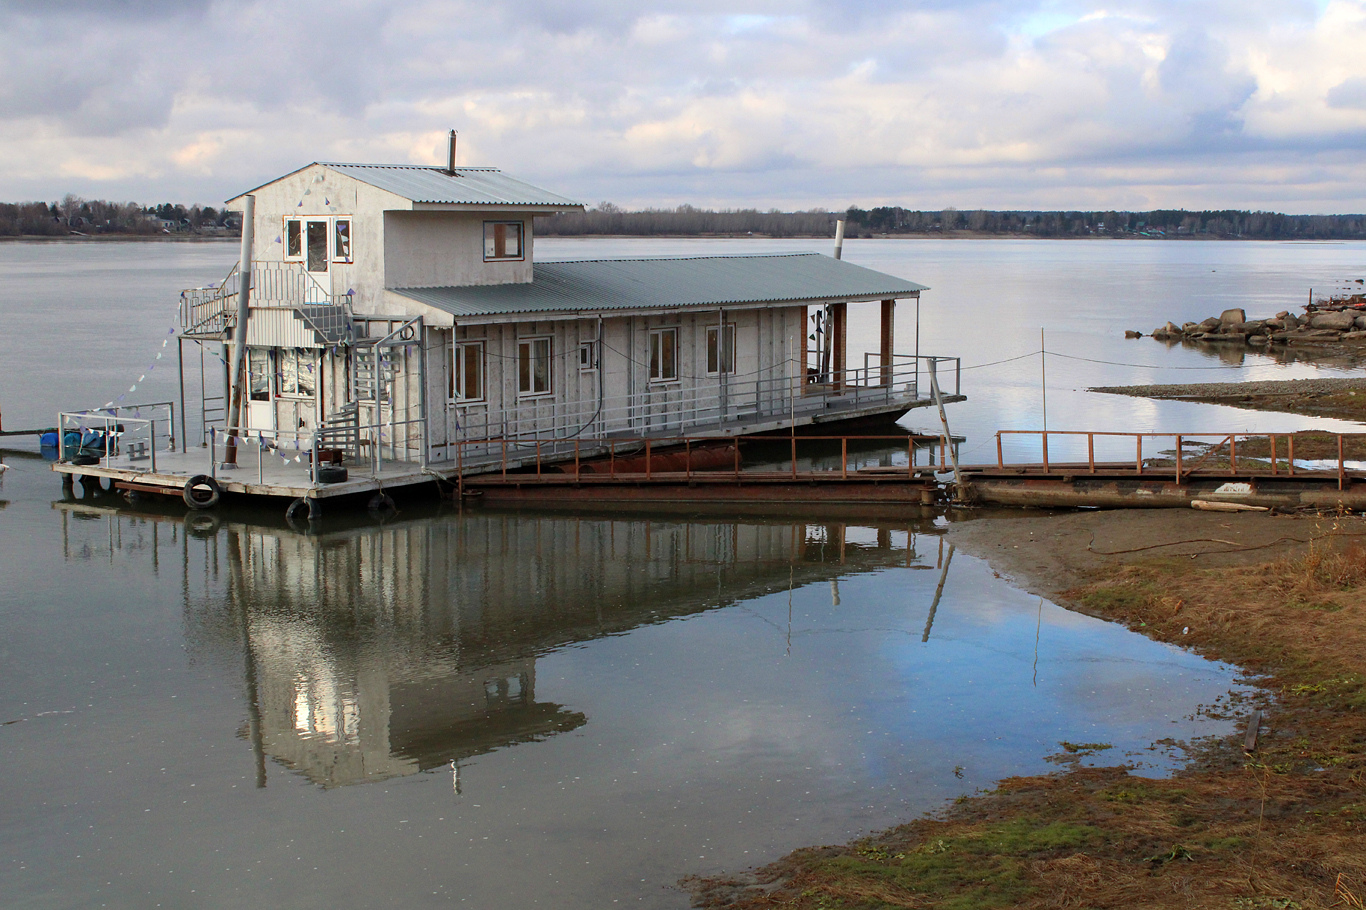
{"left": 2, "top": 0, "right": 1364, "bottom": 213}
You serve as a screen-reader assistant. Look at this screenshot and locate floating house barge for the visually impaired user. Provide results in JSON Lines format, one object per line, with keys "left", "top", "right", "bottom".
{"left": 53, "top": 148, "right": 963, "bottom": 512}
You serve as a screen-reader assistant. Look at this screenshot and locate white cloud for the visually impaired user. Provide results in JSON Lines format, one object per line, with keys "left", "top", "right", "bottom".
{"left": 0, "top": 0, "right": 1363, "bottom": 212}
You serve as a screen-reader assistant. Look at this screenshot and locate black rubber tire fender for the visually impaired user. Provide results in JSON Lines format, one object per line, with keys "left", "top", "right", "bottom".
{"left": 285, "top": 497, "right": 313, "bottom": 525}
{"left": 368, "top": 492, "right": 397, "bottom": 514}
{"left": 316, "top": 465, "right": 348, "bottom": 484}
{"left": 182, "top": 474, "right": 221, "bottom": 510}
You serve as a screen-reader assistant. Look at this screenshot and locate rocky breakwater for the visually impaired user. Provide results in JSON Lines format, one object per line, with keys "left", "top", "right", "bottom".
{"left": 1129, "top": 302, "right": 1366, "bottom": 349}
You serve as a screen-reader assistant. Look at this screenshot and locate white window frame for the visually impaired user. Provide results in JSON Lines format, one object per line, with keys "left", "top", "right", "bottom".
{"left": 483, "top": 221, "right": 525, "bottom": 261}
{"left": 706, "top": 323, "right": 736, "bottom": 375}
{"left": 578, "top": 340, "right": 598, "bottom": 371}
{"left": 282, "top": 215, "right": 354, "bottom": 266}
{"left": 649, "top": 327, "right": 679, "bottom": 383}
{"left": 518, "top": 336, "right": 553, "bottom": 397}
{"left": 332, "top": 218, "right": 353, "bottom": 263}
{"left": 451, "top": 340, "right": 486, "bottom": 404}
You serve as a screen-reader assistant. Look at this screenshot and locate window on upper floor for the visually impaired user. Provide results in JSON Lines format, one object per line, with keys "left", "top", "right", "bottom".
{"left": 484, "top": 221, "right": 524, "bottom": 261}
{"left": 283, "top": 216, "right": 353, "bottom": 270}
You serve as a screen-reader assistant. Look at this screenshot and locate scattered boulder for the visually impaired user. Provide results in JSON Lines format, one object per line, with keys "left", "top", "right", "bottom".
{"left": 1310, "top": 310, "right": 1358, "bottom": 331}
{"left": 1205, "top": 333, "right": 1247, "bottom": 344}
{"left": 1125, "top": 330, "right": 1143, "bottom": 338}
{"left": 1200, "top": 317, "right": 1221, "bottom": 331}
{"left": 1219, "top": 308, "right": 1247, "bottom": 325}
{"left": 1282, "top": 312, "right": 1300, "bottom": 330}
{"left": 1275, "top": 310, "right": 1290, "bottom": 319}
{"left": 1356, "top": 314, "right": 1366, "bottom": 329}
{"left": 1181, "top": 322, "right": 1201, "bottom": 334}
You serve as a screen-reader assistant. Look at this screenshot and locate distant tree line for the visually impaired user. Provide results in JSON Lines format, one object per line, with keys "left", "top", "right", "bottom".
{"left": 7, "top": 195, "right": 1363, "bottom": 241}
{"left": 539, "top": 203, "right": 839, "bottom": 237}
{"left": 0, "top": 195, "right": 240, "bottom": 237}
{"left": 542, "top": 203, "right": 1366, "bottom": 240}
{"left": 842, "top": 207, "right": 1366, "bottom": 239}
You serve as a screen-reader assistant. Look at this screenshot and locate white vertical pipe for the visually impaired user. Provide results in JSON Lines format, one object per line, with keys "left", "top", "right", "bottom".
{"left": 228, "top": 195, "right": 255, "bottom": 428}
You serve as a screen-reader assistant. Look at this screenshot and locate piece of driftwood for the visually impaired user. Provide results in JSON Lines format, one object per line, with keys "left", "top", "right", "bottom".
{"left": 1244, "top": 709, "right": 1262, "bottom": 753}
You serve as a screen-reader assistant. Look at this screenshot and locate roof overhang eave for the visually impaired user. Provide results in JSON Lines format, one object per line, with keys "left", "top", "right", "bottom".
{"left": 418, "top": 291, "right": 924, "bottom": 325}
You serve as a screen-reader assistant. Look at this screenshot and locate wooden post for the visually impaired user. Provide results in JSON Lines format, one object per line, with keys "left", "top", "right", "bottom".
{"left": 1289, "top": 436, "right": 1295, "bottom": 476}
{"left": 879, "top": 299, "right": 894, "bottom": 386}
{"left": 1340, "top": 435, "right": 1346, "bottom": 491}
{"left": 1230, "top": 436, "right": 1237, "bottom": 474}
{"left": 1136, "top": 435, "right": 1142, "bottom": 474}
{"left": 1175, "top": 435, "right": 1183, "bottom": 482}
{"left": 1088, "top": 433, "right": 1095, "bottom": 473}
{"left": 1270, "top": 435, "right": 1277, "bottom": 474}
{"left": 996, "top": 433, "right": 1003, "bottom": 469}
{"left": 645, "top": 439, "right": 652, "bottom": 480}
{"left": 841, "top": 437, "right": 848, "bottom": 480}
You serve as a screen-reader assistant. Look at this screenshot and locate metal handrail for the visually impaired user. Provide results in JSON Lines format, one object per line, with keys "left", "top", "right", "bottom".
{"left": 442, "top": 354, "right": 961, "bottom": 448}
{"left": 994, "top": 430, "right": 1362, "bottom": 490}
{"left": 208, "top": 415, "right": 428, "bottom": 487}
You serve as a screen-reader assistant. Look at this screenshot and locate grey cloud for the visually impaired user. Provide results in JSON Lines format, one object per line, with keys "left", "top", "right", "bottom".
{"left": 1327, "top": 77, "right": 1366, "bottom": 111}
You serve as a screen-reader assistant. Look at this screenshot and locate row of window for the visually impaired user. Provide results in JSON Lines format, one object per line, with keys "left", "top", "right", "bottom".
{"left": 281, "top": 218, "right": 525, "bottom": 272}
{"left": 448, "top": 325, "right": 735, "bottom": 402}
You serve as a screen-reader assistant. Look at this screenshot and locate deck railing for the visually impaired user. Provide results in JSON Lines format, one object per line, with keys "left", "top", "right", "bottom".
{"left": 995, "top": 430, "right": 1364, "bottom": 491}
{"left": 440, "top": 355, "right": 961, "bottom": 452}
{"left": 207, "top": 416, "right": 428, "bottom": 487}
{"left": 178, "top": 262, "right": 353, "bottom": 338}
{"left": 56, "top": 402, "right": 177, "bottom": 471}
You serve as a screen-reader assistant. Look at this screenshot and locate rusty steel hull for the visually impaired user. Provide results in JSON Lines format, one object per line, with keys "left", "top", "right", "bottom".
{"left": 465, "top": 472, "right": 939, "bottom": 509}
{"left": 962, "top": 472, "right": 1366, "bottom": 510}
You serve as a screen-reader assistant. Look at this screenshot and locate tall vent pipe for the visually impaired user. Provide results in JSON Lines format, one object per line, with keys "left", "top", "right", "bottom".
{"left": 446, "top": 130, "right": 457, "bottom": 175}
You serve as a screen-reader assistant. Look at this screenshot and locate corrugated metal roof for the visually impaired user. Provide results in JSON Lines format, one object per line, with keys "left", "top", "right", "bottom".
{"left": 392, "top": 253, "right": 928, "bottom": 318}
{"left": 320, "top": 163, "right": 583, "bottom": 208}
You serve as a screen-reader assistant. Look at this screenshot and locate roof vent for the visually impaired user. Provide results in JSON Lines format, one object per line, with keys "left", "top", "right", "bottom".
{"left": 446, "top": 129, "right": 457, "bottom": 176}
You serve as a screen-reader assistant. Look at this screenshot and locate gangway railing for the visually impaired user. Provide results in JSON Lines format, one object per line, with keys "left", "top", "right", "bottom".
{"left": 994, "top": 430, "right": 1364, "bottom": 491}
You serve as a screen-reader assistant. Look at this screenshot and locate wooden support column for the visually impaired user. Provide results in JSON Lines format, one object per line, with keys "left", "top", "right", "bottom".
{"left": 831, "top": 302, "right": 847, "bottom": 391}
{"left": 879, "top": 299, "right": 895, "bottom": 386}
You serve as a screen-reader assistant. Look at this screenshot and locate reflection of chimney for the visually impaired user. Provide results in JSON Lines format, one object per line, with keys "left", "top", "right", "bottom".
{"left": 446, "top": 129, "right": 457, "bottom": 176}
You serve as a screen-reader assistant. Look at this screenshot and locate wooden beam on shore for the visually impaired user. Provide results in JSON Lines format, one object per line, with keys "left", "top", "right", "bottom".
{"left": 0, "top": 428, "right": 55, "bottom": 438}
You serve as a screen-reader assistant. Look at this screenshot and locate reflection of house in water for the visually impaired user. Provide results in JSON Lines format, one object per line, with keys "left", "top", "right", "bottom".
{"left": 55, "top": 501, "right": 931, "bottom": 788}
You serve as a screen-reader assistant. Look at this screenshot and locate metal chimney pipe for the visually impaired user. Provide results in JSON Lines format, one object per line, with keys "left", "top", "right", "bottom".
{"left": 447, "top": 130, "right": 457, "bottom": 175}
{"left": 833, "top": 217, "right": 845, "bottom": 260}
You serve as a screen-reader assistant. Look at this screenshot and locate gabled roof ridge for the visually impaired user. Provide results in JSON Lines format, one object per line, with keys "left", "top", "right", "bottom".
{"left": 317, "top": 162, "right": 501, "bottom": 173}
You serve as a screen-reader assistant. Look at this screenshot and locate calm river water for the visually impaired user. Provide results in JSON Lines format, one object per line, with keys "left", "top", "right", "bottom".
{"left": 1, "top": 237, "right": 1362, "bottom": 908}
